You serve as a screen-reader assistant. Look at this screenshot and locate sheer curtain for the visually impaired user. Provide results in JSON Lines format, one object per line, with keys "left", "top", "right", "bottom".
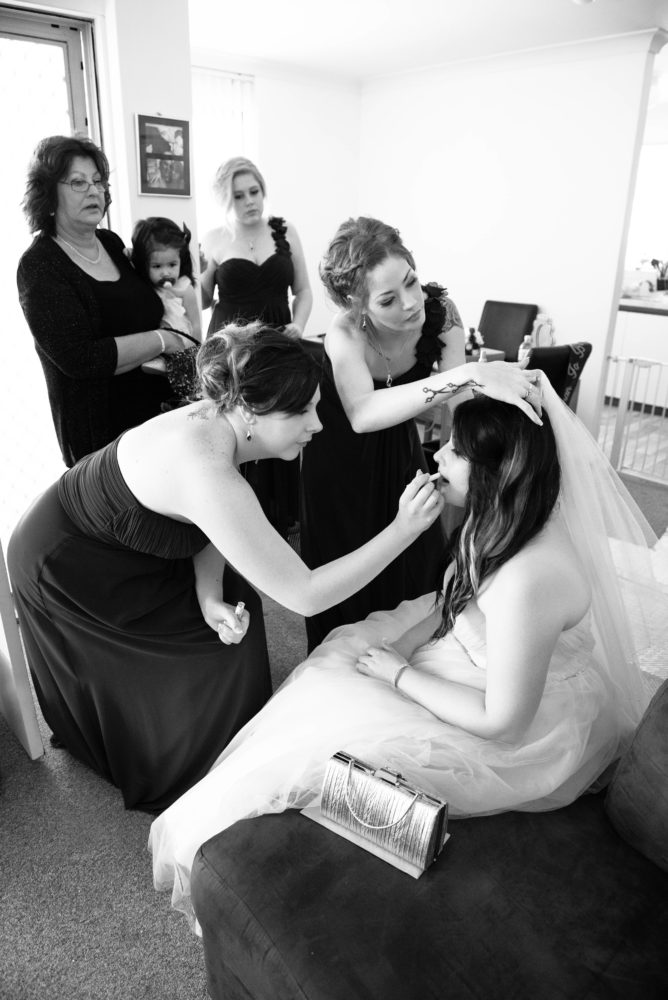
{"left": 191, "top": 68, "right": 257, "bottom": 243}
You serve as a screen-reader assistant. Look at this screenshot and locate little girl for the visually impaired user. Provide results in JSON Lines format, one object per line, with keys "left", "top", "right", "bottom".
{"left": 131, "top": 216, "right": 201, "bottom": 342}
{"left": 131, "top": 217, "right": 202, "bottom": 406}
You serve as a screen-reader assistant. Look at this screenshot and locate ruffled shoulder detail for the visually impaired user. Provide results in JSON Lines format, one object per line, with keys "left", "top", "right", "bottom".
{"left": 415, "top": 282, "right": 462, "bottom": 370}
{"left": 268, "top": 216, "right": 291, "bottom": 257}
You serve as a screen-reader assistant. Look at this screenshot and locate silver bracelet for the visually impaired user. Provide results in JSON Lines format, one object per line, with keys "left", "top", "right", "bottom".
{"left": 156, "top": 330, "right": 166, "bottom": 355}
{"left": 393, "top": 663, "right": 410, "bottom": 688}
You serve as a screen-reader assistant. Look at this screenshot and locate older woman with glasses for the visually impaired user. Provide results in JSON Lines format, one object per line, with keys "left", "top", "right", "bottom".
{"left": 17, "top": 135, "right": 190, "bottom": 467}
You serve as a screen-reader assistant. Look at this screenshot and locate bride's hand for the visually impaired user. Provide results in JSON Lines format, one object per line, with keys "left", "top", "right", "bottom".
{"left": 394, "top": 470, "right": 444, "bottom": 539}
{"left": 356, "top": 640, "right": 406, "bottom": 685}
{"left": 470, "top": 360, "right": 543, "bottom": 424}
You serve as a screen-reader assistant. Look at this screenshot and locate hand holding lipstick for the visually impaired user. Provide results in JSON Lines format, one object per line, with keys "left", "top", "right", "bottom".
{"left": 394, "top": 469, "right": 444, "bottom": 540}
{"left": 215, "top": 600, "right": 250, "bottom": 645}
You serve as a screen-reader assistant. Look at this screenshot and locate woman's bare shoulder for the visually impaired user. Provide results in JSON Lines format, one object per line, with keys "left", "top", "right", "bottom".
{"left": 121, "top": 403, "right": 234, "bottom": 483}
{"left": 325, "top": 310, "right": 364, "bottom": 347}
{"left": 483, "top": 520, "right": 591, "bottom": 621}
{"left": 201, "top": 227, "right": 230, "bottom": 259}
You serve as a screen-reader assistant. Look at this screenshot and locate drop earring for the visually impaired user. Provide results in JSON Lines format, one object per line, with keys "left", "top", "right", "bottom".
{"left": 246, "top": 427, "right": 252, "bottom": 441}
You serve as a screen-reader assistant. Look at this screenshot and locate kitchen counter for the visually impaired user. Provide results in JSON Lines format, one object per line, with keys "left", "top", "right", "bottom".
{"left": 619, "top": 293, "right": 668, "bottom": 316}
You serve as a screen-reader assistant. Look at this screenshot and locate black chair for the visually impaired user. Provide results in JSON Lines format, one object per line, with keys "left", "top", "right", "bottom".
{"left": 477, "top": 300, "right": 538, "bottom": 359}
{"left": 527, "top": 342, "right": 592, "bottom": 409}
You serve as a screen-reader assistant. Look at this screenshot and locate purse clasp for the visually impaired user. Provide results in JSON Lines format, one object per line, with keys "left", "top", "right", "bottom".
{"left": 374, "top": 766, "right": 404, "bottom": 785}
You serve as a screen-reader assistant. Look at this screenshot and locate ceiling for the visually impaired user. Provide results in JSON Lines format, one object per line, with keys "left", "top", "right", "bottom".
{"left": 188, "top": 0, "right": 668, "bottom": 81}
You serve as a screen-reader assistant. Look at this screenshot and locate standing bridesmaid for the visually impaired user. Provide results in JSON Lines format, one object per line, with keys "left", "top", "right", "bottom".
{"left": 300, "top": 216, "right": 540, "bottom": 651}
{"left": 200, "top": 157, "right": 313, "bottom": 535}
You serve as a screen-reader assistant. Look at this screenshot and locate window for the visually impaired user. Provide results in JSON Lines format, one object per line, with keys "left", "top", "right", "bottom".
{"left": 191, "top": 67, "right": 257, "bottom": 239}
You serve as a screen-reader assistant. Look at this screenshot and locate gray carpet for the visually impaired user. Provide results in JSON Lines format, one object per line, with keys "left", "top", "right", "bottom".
{"left": 0, "top": 597, "right": 306, "bottom": 1000}
{"left": 620, "top": 473, "right": 668, "bottom": 537}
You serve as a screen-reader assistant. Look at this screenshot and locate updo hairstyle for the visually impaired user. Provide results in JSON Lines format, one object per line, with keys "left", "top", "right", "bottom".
{"left": 22, "top": 135, "right": 112, "bottom": 235}
{"left": 435, "top": 397, "right": 561, "bottom": 638}
{"left": 212, "top": 156, "right": 266, "bottom": 225}
{"left": 197, "top": 323, "right": 320, "bottom": 416}
{"left": 319, "top": 217, "right": 416, "bottom": 323}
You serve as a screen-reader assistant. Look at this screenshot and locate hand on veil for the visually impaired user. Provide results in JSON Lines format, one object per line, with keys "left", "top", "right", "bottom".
{"left": 471, "top": 360, "right": 543, "bottom": 424}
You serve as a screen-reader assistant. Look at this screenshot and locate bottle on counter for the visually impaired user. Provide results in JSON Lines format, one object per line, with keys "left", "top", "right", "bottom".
{"left": 517, "top": 335, "right": 533, "bottom": 363}
{"left": 532, "top": 314, "right": 555, "bottom": 347}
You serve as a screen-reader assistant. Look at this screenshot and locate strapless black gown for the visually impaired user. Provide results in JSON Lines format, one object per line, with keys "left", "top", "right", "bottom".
{"left": 208, "top": 217, "right": 298, "bottom": 536}
{"left": 300, "top": 286, "right": 460, "bottom": 651}
{"left": 7, "top": 440, "right": 272, "bottom": 812}
{"left": 207, "top": 216, "right": 293, "bottom": 335}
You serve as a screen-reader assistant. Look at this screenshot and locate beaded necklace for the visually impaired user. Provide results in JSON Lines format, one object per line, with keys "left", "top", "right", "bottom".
{"left": 55, "top": 234, "right": 101, "bottom": 265}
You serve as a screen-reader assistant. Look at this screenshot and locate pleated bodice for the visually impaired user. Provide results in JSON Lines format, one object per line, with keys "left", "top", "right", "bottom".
{"left": 58, "top": 437, "right": 208, "bottom": 559}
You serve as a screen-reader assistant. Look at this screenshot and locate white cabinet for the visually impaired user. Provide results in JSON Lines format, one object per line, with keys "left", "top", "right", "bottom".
{"left": 610, "top": 304, "right": 668, "bottom": 411}
{"left": 613, "top": 305, "right": 668, "bottom": 362}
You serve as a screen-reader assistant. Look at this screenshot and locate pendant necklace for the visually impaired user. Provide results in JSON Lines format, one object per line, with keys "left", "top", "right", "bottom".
{"left": 245, "top": 225, "right": 261, "bottom": 260}
{"left": 55, "top": 234, "right": 101, "bottom": 265}
{"left": 366, "top": 324, "right": 412, "bottom": 388}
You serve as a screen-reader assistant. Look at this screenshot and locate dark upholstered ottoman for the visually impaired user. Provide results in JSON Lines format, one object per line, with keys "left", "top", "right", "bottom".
{"left": 192, "top": 682, "right": 668, "bottom": 1000}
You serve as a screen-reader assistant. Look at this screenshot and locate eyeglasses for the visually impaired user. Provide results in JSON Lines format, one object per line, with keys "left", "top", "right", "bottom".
{"left": 59, "top": 177, "right": 108, "bottom": 194}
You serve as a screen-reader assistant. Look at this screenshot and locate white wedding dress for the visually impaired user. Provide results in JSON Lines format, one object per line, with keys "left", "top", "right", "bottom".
{"left": 149, "top": 380, "right": 657, "bottom": 929}
{"left": 150, "top": 587, "right": 626, "bottom": 927}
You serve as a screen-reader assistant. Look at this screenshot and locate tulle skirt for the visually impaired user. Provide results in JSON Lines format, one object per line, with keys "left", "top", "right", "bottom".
{"left": 149, "top": 593, "right": 621, "bottom": 927}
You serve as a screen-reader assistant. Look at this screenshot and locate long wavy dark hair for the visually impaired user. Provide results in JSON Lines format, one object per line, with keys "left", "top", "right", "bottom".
{"left": 130, "top": 217, "right": 195, "bottom": 285}
{"left": 22, "top": 135, "right": 111, "bottom": 235}
{"left": 434, "top": 397, "right": 560, "bottom": 639}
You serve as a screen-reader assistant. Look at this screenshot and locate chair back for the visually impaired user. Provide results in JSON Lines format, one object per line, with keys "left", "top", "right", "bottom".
{"left": 527, "top": 342, "right": 592, "bottom": 409}
{"left": 478, "top": 300, "right": 538, "bottom": 359}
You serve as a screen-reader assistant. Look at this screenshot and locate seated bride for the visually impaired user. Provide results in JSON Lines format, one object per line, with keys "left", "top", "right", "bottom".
{"left": 149, "top": 376, "right": 655, "bottom": 929}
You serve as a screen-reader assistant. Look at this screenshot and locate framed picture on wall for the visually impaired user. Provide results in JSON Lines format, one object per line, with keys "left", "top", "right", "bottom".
{"left": 136, "top": 114, "right": 190, "bottom": 197}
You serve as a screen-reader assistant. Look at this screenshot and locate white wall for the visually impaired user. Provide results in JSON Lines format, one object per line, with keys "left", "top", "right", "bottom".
{"left": 625, "top": 44, "right": 668, "bottom": 270}
{"left": 102, "top": 0, "right": 195, "bottom": 243}
{"left": 358, "top": 33, "right": 663, "bottom": 431}
{"left": 255, "top": 73, "right": 359, "bottom": 336}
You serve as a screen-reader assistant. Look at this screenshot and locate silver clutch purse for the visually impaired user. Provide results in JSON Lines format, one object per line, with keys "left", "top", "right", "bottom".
{"left": 316, "top": 750, "right": 449, "bottom": 875}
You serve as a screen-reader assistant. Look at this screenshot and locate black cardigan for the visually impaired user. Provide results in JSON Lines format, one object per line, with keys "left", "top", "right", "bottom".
{"left": 17, "top": 230, "right": 163, "bottom": 467}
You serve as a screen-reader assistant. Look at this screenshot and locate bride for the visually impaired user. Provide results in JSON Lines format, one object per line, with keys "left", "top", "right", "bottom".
{"left": 149, "top": 376, "right": 656, "bottom": 928}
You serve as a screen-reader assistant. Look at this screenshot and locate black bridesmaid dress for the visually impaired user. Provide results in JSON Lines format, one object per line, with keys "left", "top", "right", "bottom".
{"left": 207, "top": 216, "right": 298, "bottom": 536}
{"left": 7, "top": 440, "right": 272, "bottom": 812}
{"left": 300, "top": 286, "right": 459, "bottom": 651}
{"left": 207, "top": 216, "right": 293, "bottom": 334}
